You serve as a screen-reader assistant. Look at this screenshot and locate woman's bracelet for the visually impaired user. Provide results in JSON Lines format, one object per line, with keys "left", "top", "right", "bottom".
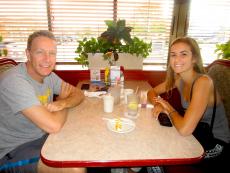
{"left": 168, "top": 110, "right": 177, "bottom": 117}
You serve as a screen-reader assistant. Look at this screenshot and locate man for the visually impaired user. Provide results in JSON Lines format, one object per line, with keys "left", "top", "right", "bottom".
{"left": 0, "top": 30, "right": 86, "bottom": 173}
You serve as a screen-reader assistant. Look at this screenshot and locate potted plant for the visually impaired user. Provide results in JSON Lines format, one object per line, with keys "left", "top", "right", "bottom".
{"left": 215, "top": 40, "right": 230, "bottom": 60}
{"left": 75, "top": 19, "right": 152, "bottom": 69}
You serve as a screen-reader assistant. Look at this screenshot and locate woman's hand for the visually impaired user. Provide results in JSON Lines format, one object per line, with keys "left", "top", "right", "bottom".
{"left": 152, "top": 97, "right": 175, "bottom": 117}
{"left": 152, "top": 102, "right": 164, "bottom": 119}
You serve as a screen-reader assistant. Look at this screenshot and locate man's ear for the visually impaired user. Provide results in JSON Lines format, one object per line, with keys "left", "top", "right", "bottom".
{"left": 25, "top": 49, "right": 31, "bottom": 61}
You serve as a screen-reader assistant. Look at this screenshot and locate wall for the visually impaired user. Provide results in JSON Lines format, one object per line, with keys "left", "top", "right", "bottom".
{"left": 54, "top": 70, "right": 166, "bottom": 87}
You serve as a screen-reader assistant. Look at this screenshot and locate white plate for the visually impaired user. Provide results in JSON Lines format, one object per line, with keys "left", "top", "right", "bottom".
{"left": 106, "top": 118, "right": 135, "bottom": 133}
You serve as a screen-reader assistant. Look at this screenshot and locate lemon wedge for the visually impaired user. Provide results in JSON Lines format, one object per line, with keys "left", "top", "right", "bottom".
{"left": 128, "top": 102, "right": 138, "bottom": 110}
{"left": 115, "top": 118, "right": 122, "bottom": 131}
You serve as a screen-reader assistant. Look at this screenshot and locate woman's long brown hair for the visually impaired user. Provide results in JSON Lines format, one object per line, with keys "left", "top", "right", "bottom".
{"left": 165, "top": 37, "right": 206, "bottom": 92}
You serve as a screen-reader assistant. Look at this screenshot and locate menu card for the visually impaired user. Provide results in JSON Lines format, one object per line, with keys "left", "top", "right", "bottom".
{"left": 90, "top": 68, "right": 101, "bottom": 82}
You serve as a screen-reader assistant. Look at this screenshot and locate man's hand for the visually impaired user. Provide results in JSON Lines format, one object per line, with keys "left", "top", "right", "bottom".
{"left": 55, "top": 81, "right": 85, "bottom": 109}
{"left": 57, "top": 82, "right": 75, "bottom": 100}
{"left": 44, "top": 102, "right": 65, "bottom": 112}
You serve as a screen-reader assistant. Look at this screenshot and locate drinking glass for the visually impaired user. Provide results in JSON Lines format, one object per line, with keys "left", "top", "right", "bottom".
{"left": 127, "top": 94, "right": 139, "bottom": 116}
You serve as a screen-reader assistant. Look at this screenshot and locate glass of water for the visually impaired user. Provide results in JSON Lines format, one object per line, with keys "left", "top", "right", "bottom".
{"left": 127, "top": 94, "right": 139, "bottom": 116}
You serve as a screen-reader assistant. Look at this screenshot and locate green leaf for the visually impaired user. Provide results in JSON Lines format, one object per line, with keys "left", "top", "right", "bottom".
{"left": 75, "top": 19, "right": 152, "bottom": 66}
{"left": 215, "top": 41, "right": 230, "bottom": 60}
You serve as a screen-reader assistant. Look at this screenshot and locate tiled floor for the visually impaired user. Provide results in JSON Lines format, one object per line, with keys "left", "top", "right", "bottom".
{"left": 87, "top": 167, "right": 148, "bottom": 173}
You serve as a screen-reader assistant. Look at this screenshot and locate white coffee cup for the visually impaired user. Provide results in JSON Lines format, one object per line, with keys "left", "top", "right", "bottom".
{"left": 103, "top": 95, "right": 114, "bottom": 113}
{"left": 124, "top": 89, "right": 134, "bottom": 104}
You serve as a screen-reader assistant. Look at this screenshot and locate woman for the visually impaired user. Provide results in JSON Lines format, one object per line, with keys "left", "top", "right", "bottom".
{"left": 147, "top": 37, "right": 230, "bottom": 172}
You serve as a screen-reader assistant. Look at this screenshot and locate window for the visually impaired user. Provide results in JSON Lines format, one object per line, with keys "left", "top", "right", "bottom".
{"left": 187, "top": 0, "right": 230, "bottom": 64}
{"left": 0, "top": 0, "right": 174, "bottom": 65}
{"left": 117, "top": 0, "right": 174, "bottom": 64}
{"left": 0, "top": 0, "right": 48, "bottom": 62}
{"left": 0, "top": 0, "right": 230, "bottom": 67}
{"left": 50, "top": 0, "right": 114, "bottom": 62}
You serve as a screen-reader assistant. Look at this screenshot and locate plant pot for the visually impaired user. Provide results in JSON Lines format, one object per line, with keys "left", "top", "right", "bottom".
{"left": 88, "top": 53, "right": 143, "bottom": 69}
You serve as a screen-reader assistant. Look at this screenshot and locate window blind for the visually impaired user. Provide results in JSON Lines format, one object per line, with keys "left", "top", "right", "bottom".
{"left": 187, "top": 0, "right": 230, "bottom": 64}
{"left": 0, "top": 0, "right": 174, "bottom": 64}
{"left": 117, "top": 0, "right": 174, "bottom": 64}
{"left": 49, "top": 0, "right": 114, "bottom": 62}
{"left": 50, "top": 0, "right": 174, "bottom": 63}
{"left": 0, "top": 0, "right": 48, "bottom": 62}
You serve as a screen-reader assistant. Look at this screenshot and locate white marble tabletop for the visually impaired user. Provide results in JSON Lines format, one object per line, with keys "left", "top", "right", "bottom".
{"left": 41, "top": 81, "right": 204, "bottom": 167}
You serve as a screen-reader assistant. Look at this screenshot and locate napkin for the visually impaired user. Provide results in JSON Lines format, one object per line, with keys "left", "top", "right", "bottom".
{"left": 84, "top": 91, "right": 107, "bottom": 98}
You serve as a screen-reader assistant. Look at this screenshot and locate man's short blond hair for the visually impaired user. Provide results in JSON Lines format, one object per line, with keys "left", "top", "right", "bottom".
{"left": 27, "top": 30, "right": 56, "bottom": 50}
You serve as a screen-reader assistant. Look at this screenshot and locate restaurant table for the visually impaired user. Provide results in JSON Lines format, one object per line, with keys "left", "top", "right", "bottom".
{"left": 41, "top": 80, "right": 204, "bottom": 168}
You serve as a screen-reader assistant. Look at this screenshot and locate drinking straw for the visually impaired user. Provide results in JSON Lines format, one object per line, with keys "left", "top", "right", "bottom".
{"left": 135, "top": 86, "right": 139, "bottom": 94}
